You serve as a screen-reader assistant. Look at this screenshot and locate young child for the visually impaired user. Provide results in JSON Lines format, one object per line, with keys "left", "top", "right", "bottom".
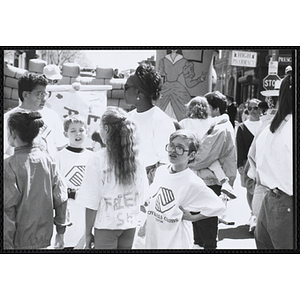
{"left": 4, "top": 111, "right": 68, "bottom": 249}
{"left": 144, "top": 129, "right": 225, "bottom": 249}
{"left": 179, "top": 96, "right": 236, "bottom": 199}
{"left": 76, "top": 107, "right": 148, "bottom": 249}
{"left": 53, "top": 114, "right": 93, "bottom": 249}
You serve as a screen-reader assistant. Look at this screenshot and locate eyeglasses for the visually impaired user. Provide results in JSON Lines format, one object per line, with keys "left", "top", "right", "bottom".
{"left": 28, "top": 91, "right": 50, "bottom": 100}
{"left": 165, "top": 143, "right": 189, "bottom": 156}
{"left": 248, "top": 106, "right": 259, "bottom": 111}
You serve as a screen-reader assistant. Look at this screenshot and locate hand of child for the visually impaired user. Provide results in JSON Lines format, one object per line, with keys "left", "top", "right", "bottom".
{"left": 54, "top": 233, "right": 65, "bottom": 249}
{"left": 179, "top": 206, "right": 201, "bottom": 222}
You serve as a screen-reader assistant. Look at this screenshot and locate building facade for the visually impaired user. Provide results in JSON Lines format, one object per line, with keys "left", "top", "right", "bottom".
{"left": 213, "top": 49, "right": 294, "bottom": 105}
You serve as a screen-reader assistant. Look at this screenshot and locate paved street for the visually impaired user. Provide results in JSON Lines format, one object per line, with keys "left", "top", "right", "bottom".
{"left": 217, "top": 173, "right": 257, "bottom": 249}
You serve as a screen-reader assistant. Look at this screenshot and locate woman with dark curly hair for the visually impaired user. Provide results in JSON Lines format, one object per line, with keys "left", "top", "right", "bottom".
{"left": 124, "top": 64, "right": 175, "bottom": 184}
{"left": 76, "top": 107, "right": 148, "bottom": 249}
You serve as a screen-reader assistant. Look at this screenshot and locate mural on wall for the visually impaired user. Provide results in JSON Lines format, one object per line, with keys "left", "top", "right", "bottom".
{"left": 156, "top": 49, "right": 215, "bottom": 121}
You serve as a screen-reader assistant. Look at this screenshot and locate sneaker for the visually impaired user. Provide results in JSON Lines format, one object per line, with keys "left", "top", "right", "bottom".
{"left": 221, "top": 181, "right": 237, "bottom": 199}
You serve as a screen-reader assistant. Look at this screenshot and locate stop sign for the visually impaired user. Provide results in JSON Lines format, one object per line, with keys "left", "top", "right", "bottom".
{"left": 263, "top": 74, "right": 281, "bottom": 90}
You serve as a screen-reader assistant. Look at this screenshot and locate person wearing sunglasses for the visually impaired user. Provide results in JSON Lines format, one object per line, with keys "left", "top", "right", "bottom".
{"left": 43, "top": 64, "right": 62, "bottom": 85}
{"left": 4, "top": 73, "right": 67, "bottom": 158}
{"left": 236, "top": 98, "right": 262, "bottom": 232}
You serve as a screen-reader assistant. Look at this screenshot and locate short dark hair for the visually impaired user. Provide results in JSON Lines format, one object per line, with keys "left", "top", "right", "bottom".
{"left": 8, "top": 111, "right": 44, "bottom": 145}
{"left": 18, "top": 73, "right": 48, "bottom": 102}
{"left": 205, "top": 91, "right": 227, "bottom": 115}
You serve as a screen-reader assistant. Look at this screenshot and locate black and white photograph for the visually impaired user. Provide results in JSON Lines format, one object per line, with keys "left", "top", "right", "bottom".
{"left": 1, "top": 2, "right": 299, "bottom": 299}
{"left": 1, "top": 47, "right": 297, "bottom": 252}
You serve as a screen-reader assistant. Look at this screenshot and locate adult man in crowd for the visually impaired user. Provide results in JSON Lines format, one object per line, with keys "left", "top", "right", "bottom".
{"left": 4, "top": 73, "right": 67, "bottom": 158}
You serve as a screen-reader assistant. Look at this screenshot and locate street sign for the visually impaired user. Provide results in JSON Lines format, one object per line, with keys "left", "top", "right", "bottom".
{"left": 231, "top": 51, "right": 257, "bottom": 67}
{"left": 263, "top": 74, "right": 281, "bottom": 90}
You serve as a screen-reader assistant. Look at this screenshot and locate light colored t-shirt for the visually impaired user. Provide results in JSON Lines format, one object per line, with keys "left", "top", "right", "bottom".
{"left": 54, "top": 147, "right": 93, "bottom": 247}
{"left": 255, "top": 114, "right": 292, "bottom": 196}
{"left": 127, "top": 106, "right": 175, "bottom": 167}
{"left": 244, "top": 119, "right": 262, "bottom": 137}
{"left": 145, "top": 165, "right": 225, "bottom": 249}
{"left": 4, "top": 106, "right": 67, "bottom": 158}
{"left": 179, "top": 117, "right": 213, "bottom": 140}
{"left": 76, "top": 148, "right": 148, "bottom": 230}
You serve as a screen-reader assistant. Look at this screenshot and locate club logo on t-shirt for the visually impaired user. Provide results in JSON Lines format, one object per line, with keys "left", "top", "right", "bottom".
{"left": 65, "top": 165, "right": 86, "bottom": 187}
{"left": 154, "top": 187, "right": 175, "bottom": 213}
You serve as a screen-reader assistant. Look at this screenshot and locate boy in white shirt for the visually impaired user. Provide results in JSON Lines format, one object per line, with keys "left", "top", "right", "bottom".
{"left": 144, "top": 130, "right": 225, "bottom": 249}
{"left": 53, "top": 115, "right": 93, "bottom": 249}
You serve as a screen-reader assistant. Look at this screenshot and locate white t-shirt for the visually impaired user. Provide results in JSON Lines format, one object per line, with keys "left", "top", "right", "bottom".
{"left": 76, "top": 148, "right": 149, "bottom": 230}
{"left": 145, "top": 165, "right": 225, "bottom": 249}
{"left": 244, "top": 119, "right": 262, "bottom": 137}
{"left": 4, "top": 106, "right": 67, "bottom": 158}
{"left": 54, "top": 147, "right": 93, "bottom": 247}
{"left": 255, "top": 114, "right": 292, "bottom": 196}
{"left": 179, "top": 118, "right": 213, "bottom": 140}
{"left": 127, "top": 106, "right": 175, "bottom": 167}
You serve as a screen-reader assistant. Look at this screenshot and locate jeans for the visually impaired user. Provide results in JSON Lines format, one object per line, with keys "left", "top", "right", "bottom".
{"left": 192, "top": 184, "right": 221, "bottom": 249}
{"left": 255, "top": 190, "right": 294, "bottom": 249}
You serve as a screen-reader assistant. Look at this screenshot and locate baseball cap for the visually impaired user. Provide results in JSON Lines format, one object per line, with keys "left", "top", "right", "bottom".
{"left": 43, "top": 64, "right": 62, "bottom": 80}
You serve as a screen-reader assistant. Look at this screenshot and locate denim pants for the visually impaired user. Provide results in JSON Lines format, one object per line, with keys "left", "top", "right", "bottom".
{"left": 255, "top": 190, "right": 294, "bottom": 249}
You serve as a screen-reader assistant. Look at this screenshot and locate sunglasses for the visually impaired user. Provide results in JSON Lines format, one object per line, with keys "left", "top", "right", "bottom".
{"left": 48, "top": 79, "right": 59, "bottom": 84}
{"left": 248, "top": 106, "right": 259, "bottom": 111}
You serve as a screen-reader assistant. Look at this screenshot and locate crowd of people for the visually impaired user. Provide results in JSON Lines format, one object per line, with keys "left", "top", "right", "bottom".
{"left": 3, "top": 63, "right": 294, "bottom": 250}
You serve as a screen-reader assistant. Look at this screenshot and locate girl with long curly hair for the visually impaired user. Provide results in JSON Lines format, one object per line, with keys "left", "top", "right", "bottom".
{"left": 76, "top": 107, "right": 148, "bottom": 249}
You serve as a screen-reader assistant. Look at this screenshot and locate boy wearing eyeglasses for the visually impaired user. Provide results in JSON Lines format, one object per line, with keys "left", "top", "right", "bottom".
{"left": 143, "top": 130, "right": 225, "bottom": 249}
{"left": 4, "top": 73, "right": 67, "bottom": 158}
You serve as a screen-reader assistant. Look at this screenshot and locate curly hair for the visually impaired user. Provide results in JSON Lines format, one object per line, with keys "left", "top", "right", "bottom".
{"left": 101, "top": 107, "right": 139, "bottom": 186}
{"left": 8, "top": 111, "right": 44, "bottom": 145}
{"left": 185, "top": 96, "right": 209, "bottom": 119}
{"left": 135, "top": 64, "right": 162, "bottom": 101}
{"left": 18, "top": 73, "right": 48, "bottom": 102}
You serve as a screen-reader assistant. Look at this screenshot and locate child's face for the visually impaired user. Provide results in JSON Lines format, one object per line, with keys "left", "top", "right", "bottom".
{"left": 64, "top": 122, "right": 87, "bottom": 148}
{"left": 167, "top": 136, "right": 195, "bottom": 171}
